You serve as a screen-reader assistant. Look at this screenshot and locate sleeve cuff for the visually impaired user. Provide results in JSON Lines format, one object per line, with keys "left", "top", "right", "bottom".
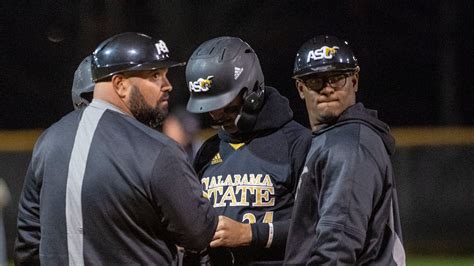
{"left": 251, "top": 223, "right": 272, "bottom": 248}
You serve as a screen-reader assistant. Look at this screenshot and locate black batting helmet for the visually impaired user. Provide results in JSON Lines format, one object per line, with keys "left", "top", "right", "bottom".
{"left": 71, "top": 55, "right": 94, "bottom": 110}
{"left": 92, "top": 32, "right": 185, "bottom": 82}
{"left": 293, "top": 35, "right": 358, "bottom": 79}
{"left": 186, "top": 36, "right": 264, "bottom": 113}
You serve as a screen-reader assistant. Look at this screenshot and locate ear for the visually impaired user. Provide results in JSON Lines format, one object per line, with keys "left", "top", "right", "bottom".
{"left": 111, "top": 74, "right": 128, "bottom": 99}
{"left": 352, "top": 72, "right": 359, "bottom": 93}
{"left": 295, "top": 80, "right": 306, "bottom": 100}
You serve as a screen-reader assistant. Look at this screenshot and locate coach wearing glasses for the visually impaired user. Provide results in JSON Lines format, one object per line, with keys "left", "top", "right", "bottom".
{"left": 284, "top": 35, "right": 406, "bottom": 265}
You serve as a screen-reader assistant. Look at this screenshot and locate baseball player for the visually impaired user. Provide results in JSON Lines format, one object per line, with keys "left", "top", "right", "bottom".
{"left": 185, "top": 37, "right": 312, "bottom": 265}
{"left": 284, "top": 35, "right": 405, "bottom": 265}
{"left": 14, "top": 32, "right": 218, "bottom": 265}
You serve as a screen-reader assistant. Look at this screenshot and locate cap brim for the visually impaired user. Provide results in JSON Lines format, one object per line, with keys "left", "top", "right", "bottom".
{"left": 130, "top": 59, "right": 186, "bottom": 71}
{"left": 93, "top": 59, "right": 186, "bottom": 82}
{"left": 293, "top": 66, "right": 356, "bottom": 79}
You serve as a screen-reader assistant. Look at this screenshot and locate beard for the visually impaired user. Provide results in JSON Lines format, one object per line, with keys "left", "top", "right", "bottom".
{"left": 128, "top": 86, "right": 168, "bottom": 130}
{"left": 318, "top": 114, "right": 338, "bottom": 125}
{"left": 315, "top": 101, "right": 343, "bottom": 125}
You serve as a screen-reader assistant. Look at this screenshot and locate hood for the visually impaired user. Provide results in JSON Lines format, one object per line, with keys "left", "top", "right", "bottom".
{"left": 317, "top": 103, "right": 396, "bottom": 155}
{"left": 218, "top": 86, "right": 293, "bottom": 143}
{"left": 252, "top": 86, "right": 293, "bottom": 132}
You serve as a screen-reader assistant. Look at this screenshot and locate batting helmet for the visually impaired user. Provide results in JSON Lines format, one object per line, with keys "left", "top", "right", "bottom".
{"left": 293, "top": 35, "right": 358, "bottom": 79}
{"left": 71, "top": 55, "right": 94, "bottom": 110}
{"left": 92, "top": 32, "right": 185, "bottom": 82}
{"left": 186, "top": 36, "right": 264, "bottom": 114}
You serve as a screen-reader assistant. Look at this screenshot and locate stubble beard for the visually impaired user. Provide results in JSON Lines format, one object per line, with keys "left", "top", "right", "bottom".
{"left": 314, "top": 107, "right": 342, "bottom": 127}
{"left": 128, "top": 86, "right": 167, "bottom": 130}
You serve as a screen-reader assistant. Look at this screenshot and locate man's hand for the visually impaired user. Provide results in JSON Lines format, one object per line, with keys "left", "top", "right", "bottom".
{"left": 210, "top": 215, "right": 252, "bottom": 248}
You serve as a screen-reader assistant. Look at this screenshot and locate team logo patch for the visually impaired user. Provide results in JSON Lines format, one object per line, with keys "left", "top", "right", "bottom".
{"left": 306, "top": 46, "right": 339, "bottom": 62}
{"left": 155, "top": 40, "right": 170, "bottom": 57}
{"left": 234, "top": 67, "right": 244, "bottom": 80}
{"left": 189, "top": 76, "right": 214, "bottom": 93}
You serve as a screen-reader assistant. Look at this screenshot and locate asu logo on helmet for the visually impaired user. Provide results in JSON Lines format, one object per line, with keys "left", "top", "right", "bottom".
{"left": 306, "top": 46, "right": 340, "bottom": 62}
{"left": 154, "top": 40, "right": 170, "bottom": 56}
{"left": 189, "top": 76, "right": 214, "bottom": 93}
{"left": 293, "top": 35, "right": 358, "bottom": 79}
{"left": 91, "top": 32, "right": 185, "bottom": 82}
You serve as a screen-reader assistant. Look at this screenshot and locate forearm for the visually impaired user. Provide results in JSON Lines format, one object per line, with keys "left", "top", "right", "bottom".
{"left": 152, "top": 148, "right": 218, "bottom": 251}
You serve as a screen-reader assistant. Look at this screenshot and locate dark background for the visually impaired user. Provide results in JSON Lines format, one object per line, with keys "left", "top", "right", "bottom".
{"left": 1, "top": 0, "right": 473, "bottom": 129}
{"left": 1, "top": 0, "right": 474, "bottom": 261}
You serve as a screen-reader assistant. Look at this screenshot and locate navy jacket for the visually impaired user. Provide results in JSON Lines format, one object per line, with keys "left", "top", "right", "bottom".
{"left": 194, "top": 87, "right": 312, "bottom": 264}
{"left": 284, "top": 103, "right": 405, "bottom": 265}
{"left": 15, "top": 100, "right": 217, "bottom": 265}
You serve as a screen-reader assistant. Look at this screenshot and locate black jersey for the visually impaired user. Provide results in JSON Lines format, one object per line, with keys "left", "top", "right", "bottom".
{"left": 194, "top": 87, "right": 312, "bottom": 264}
{"left": 284, "top": 103, "right": 405, "bottom": 265}
{"left": 15, "top": 100, "right": 217, "bottom": 265}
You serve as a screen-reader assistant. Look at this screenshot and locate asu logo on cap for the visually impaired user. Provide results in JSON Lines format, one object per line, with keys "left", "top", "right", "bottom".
{"left": 189, "top": 76, "right": 214, "bottom": 93}
{"left": 306, "top": 46, "right": 339, "bottom": 63}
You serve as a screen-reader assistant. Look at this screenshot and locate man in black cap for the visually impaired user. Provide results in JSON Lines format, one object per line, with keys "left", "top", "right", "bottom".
{"left": 15, "top": 32, "right": 218, "bottom": 265}
{"left": 284, "top": 35, "right": 405, "bottom": 265}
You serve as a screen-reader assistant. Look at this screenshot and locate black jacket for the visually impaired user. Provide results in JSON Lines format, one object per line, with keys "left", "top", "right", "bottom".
{"left": 284, "top": 103, "right": 405, "bottom": 265}
{"left": 194, "top": 87, "right": 312, "bottom": 265}
{"left": 15, "top": 100, "right": 217, "bottom": 265}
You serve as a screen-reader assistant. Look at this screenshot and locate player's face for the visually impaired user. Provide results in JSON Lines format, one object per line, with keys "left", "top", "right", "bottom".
{"left": 296, "top": 71, "right": 359, "bottom": 131}
{"left": 124, "top": 68, "right": 172, "bottom": 129}
{"left": 208, "top": 95, "right": 243, "bottom": 134}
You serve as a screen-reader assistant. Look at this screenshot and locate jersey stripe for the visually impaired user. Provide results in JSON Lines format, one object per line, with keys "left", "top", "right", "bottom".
{"left": 65, "top": 103, "right": 106, "bottom": 265}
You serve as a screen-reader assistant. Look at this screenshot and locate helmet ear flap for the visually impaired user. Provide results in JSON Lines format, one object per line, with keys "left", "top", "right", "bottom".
{"left": 242, "top": 81, "right": 265, "bottom": 113}
{"left": 235, "top": 82, "right": 265, "bottom": 133}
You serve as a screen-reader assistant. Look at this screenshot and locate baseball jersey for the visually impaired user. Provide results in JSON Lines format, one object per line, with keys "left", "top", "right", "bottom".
{"left": 15, "top": 99, "right": 217, "bottom": 265}
{"left": 194, "top": 87, "right": 311, "bottom": 264}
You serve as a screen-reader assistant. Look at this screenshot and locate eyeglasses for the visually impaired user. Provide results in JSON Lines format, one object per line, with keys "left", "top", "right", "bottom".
{"left": 301, "top": 72, "right": 354, "bottom": 92}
